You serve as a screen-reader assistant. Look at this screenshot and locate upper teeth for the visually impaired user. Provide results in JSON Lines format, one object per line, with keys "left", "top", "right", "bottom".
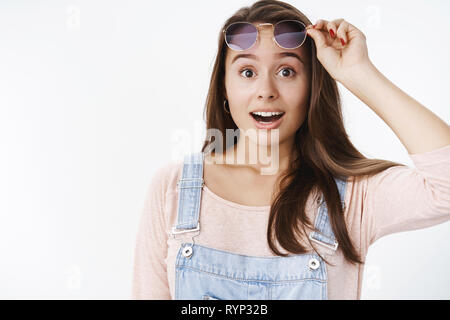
{"left": 252, "top": 111, "right": 284, "bottom": 117}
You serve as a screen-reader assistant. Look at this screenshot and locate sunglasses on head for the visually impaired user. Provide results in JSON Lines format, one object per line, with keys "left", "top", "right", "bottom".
{"left": 223, "top": 20, "right": 308, "bottom": 51}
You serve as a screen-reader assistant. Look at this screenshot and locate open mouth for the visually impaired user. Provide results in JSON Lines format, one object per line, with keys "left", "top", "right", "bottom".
{"left": 250, "top": 112, "right": 285, "bottom": 123}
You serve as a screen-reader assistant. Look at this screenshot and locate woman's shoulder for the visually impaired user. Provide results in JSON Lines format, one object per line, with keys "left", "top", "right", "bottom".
{"left": 150, "top": 158, "right": 184, "bottom": 195}
{"left": 151, "top": 151, "right": 213, "bottom": 194}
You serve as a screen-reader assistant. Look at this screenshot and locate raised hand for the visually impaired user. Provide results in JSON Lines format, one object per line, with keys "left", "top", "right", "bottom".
{"left": 306, "top": 19, "right": 372, "bottom": 82}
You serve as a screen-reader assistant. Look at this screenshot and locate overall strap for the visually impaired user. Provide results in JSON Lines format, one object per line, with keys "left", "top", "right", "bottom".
{"left": 171, "top": 152, "right": 204, "bottom": 235}
{"left": 309, "top": 176, "right": 347, "bottom": 252}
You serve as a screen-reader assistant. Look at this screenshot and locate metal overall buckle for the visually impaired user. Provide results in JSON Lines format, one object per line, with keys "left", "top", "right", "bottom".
{"left": 308, "top": 232, "right": 339, "bottom": 251}
{"left": 171, "top": 222, "right": 200, "bottom": 235}
{"left": 170, "top": 223, "right": 200, "bottom": 259}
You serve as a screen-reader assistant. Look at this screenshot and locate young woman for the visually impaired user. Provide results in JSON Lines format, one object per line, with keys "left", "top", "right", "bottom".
{"left": 132, "top": 0, "right": 450, "bottom": 300}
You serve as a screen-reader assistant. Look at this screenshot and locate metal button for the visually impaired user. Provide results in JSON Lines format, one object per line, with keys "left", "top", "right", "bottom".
{"left": 182, "top": 245, "right": 193, "bottom": 258}
{"left": 308, "top": 257, "right": 320, "bottom": 270}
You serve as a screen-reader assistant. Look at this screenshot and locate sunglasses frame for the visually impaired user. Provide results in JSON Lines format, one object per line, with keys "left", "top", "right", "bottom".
{"left": 222, "top": 19, "right": 308, "bottom": 51}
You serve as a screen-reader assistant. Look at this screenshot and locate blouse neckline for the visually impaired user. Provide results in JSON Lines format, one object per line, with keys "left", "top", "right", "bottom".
{"left": 202, "top": 184, "right": 271, "bottom": 212}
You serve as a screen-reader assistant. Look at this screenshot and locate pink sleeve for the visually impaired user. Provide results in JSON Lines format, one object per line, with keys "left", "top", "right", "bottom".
{"left": 363, "top": 144, "right": 450, "bottom": 246}
{"left": 132, "top": 166, "right": 171, "bottom": 300}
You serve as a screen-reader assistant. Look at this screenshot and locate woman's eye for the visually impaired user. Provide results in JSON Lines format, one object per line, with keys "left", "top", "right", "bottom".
{"left": 239, "top": 69, "right": 255, "bottom": 78}
{"left": 278, "top": 67, "right": 296, "bottom": 77}
{"left": 239, "top": 67, "right": 296, "bottom": 78}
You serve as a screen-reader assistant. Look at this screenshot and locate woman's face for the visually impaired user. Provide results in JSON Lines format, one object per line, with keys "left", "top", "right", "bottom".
{"left": 224, "top": 21, "right": 311, "bottom": 146}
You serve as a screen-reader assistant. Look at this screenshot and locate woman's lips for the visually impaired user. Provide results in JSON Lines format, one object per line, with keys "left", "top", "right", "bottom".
{"left": 250, "top": 113, "right": 285, "bottom": 129}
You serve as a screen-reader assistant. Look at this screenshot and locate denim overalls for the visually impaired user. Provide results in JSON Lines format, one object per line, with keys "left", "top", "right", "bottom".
{"left": 171, "top": 151, "right": 347, "bottom": 300}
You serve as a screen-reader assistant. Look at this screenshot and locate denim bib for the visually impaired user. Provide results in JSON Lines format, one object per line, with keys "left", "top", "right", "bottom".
{"left": 171, "top": 152, "right": 347, "bottom": 300}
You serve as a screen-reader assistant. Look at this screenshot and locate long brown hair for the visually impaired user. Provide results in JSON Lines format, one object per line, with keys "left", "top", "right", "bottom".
{"left": 200, "top": 0, "right": 406, "bottom": 265}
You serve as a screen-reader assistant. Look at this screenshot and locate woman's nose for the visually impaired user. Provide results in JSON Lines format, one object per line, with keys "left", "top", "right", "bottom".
{"left": 257, "top": 76, "right": 278, "bottom": 100}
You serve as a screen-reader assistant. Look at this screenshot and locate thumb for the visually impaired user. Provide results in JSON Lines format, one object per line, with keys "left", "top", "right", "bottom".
{"left": 306, "top": 28, "right": 327, "bottom": 49}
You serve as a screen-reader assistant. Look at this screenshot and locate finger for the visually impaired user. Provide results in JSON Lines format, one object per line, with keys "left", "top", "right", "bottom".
{"left": 313, "top": 19, "right": 329, "bottom": 32}
{"left": 307, "top": 19, "right": 331, "bottom": 46}
{"left": 335, "top": 20, "right": 350, "bottom": 46}
{"left": 328, "top": 19, "right": 344, "bottom": 39}
{"left": 306, "top": 26, "right": 327, "bottom": 49}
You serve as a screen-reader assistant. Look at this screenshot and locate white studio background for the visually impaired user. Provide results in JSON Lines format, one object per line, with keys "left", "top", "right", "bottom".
{"left": 0, "top": 0, "right": 449, "bottom": 299}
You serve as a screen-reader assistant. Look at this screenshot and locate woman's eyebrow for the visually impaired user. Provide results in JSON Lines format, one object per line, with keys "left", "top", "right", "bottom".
{"left": 231, "top": 52, "right": 304, "bottom": 65}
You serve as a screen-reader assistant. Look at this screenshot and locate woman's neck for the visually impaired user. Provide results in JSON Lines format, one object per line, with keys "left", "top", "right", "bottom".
{"left": 212, "top": 133, "right": 295, "bottom": 177}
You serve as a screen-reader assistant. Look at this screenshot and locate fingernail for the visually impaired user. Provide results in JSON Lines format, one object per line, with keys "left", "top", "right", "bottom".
{"left": 329, "top": 29, "right": 335, "bottom": 38}
{"left": 340, "top": 38, "right": 346, "bottom": 46}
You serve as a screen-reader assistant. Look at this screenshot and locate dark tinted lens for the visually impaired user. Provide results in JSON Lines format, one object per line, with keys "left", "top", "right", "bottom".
{"left": 225, "top": 22, "right": 257, "bottom": 51}
{"left": 274, "top": 20, "right": 306, "bottom": 49}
